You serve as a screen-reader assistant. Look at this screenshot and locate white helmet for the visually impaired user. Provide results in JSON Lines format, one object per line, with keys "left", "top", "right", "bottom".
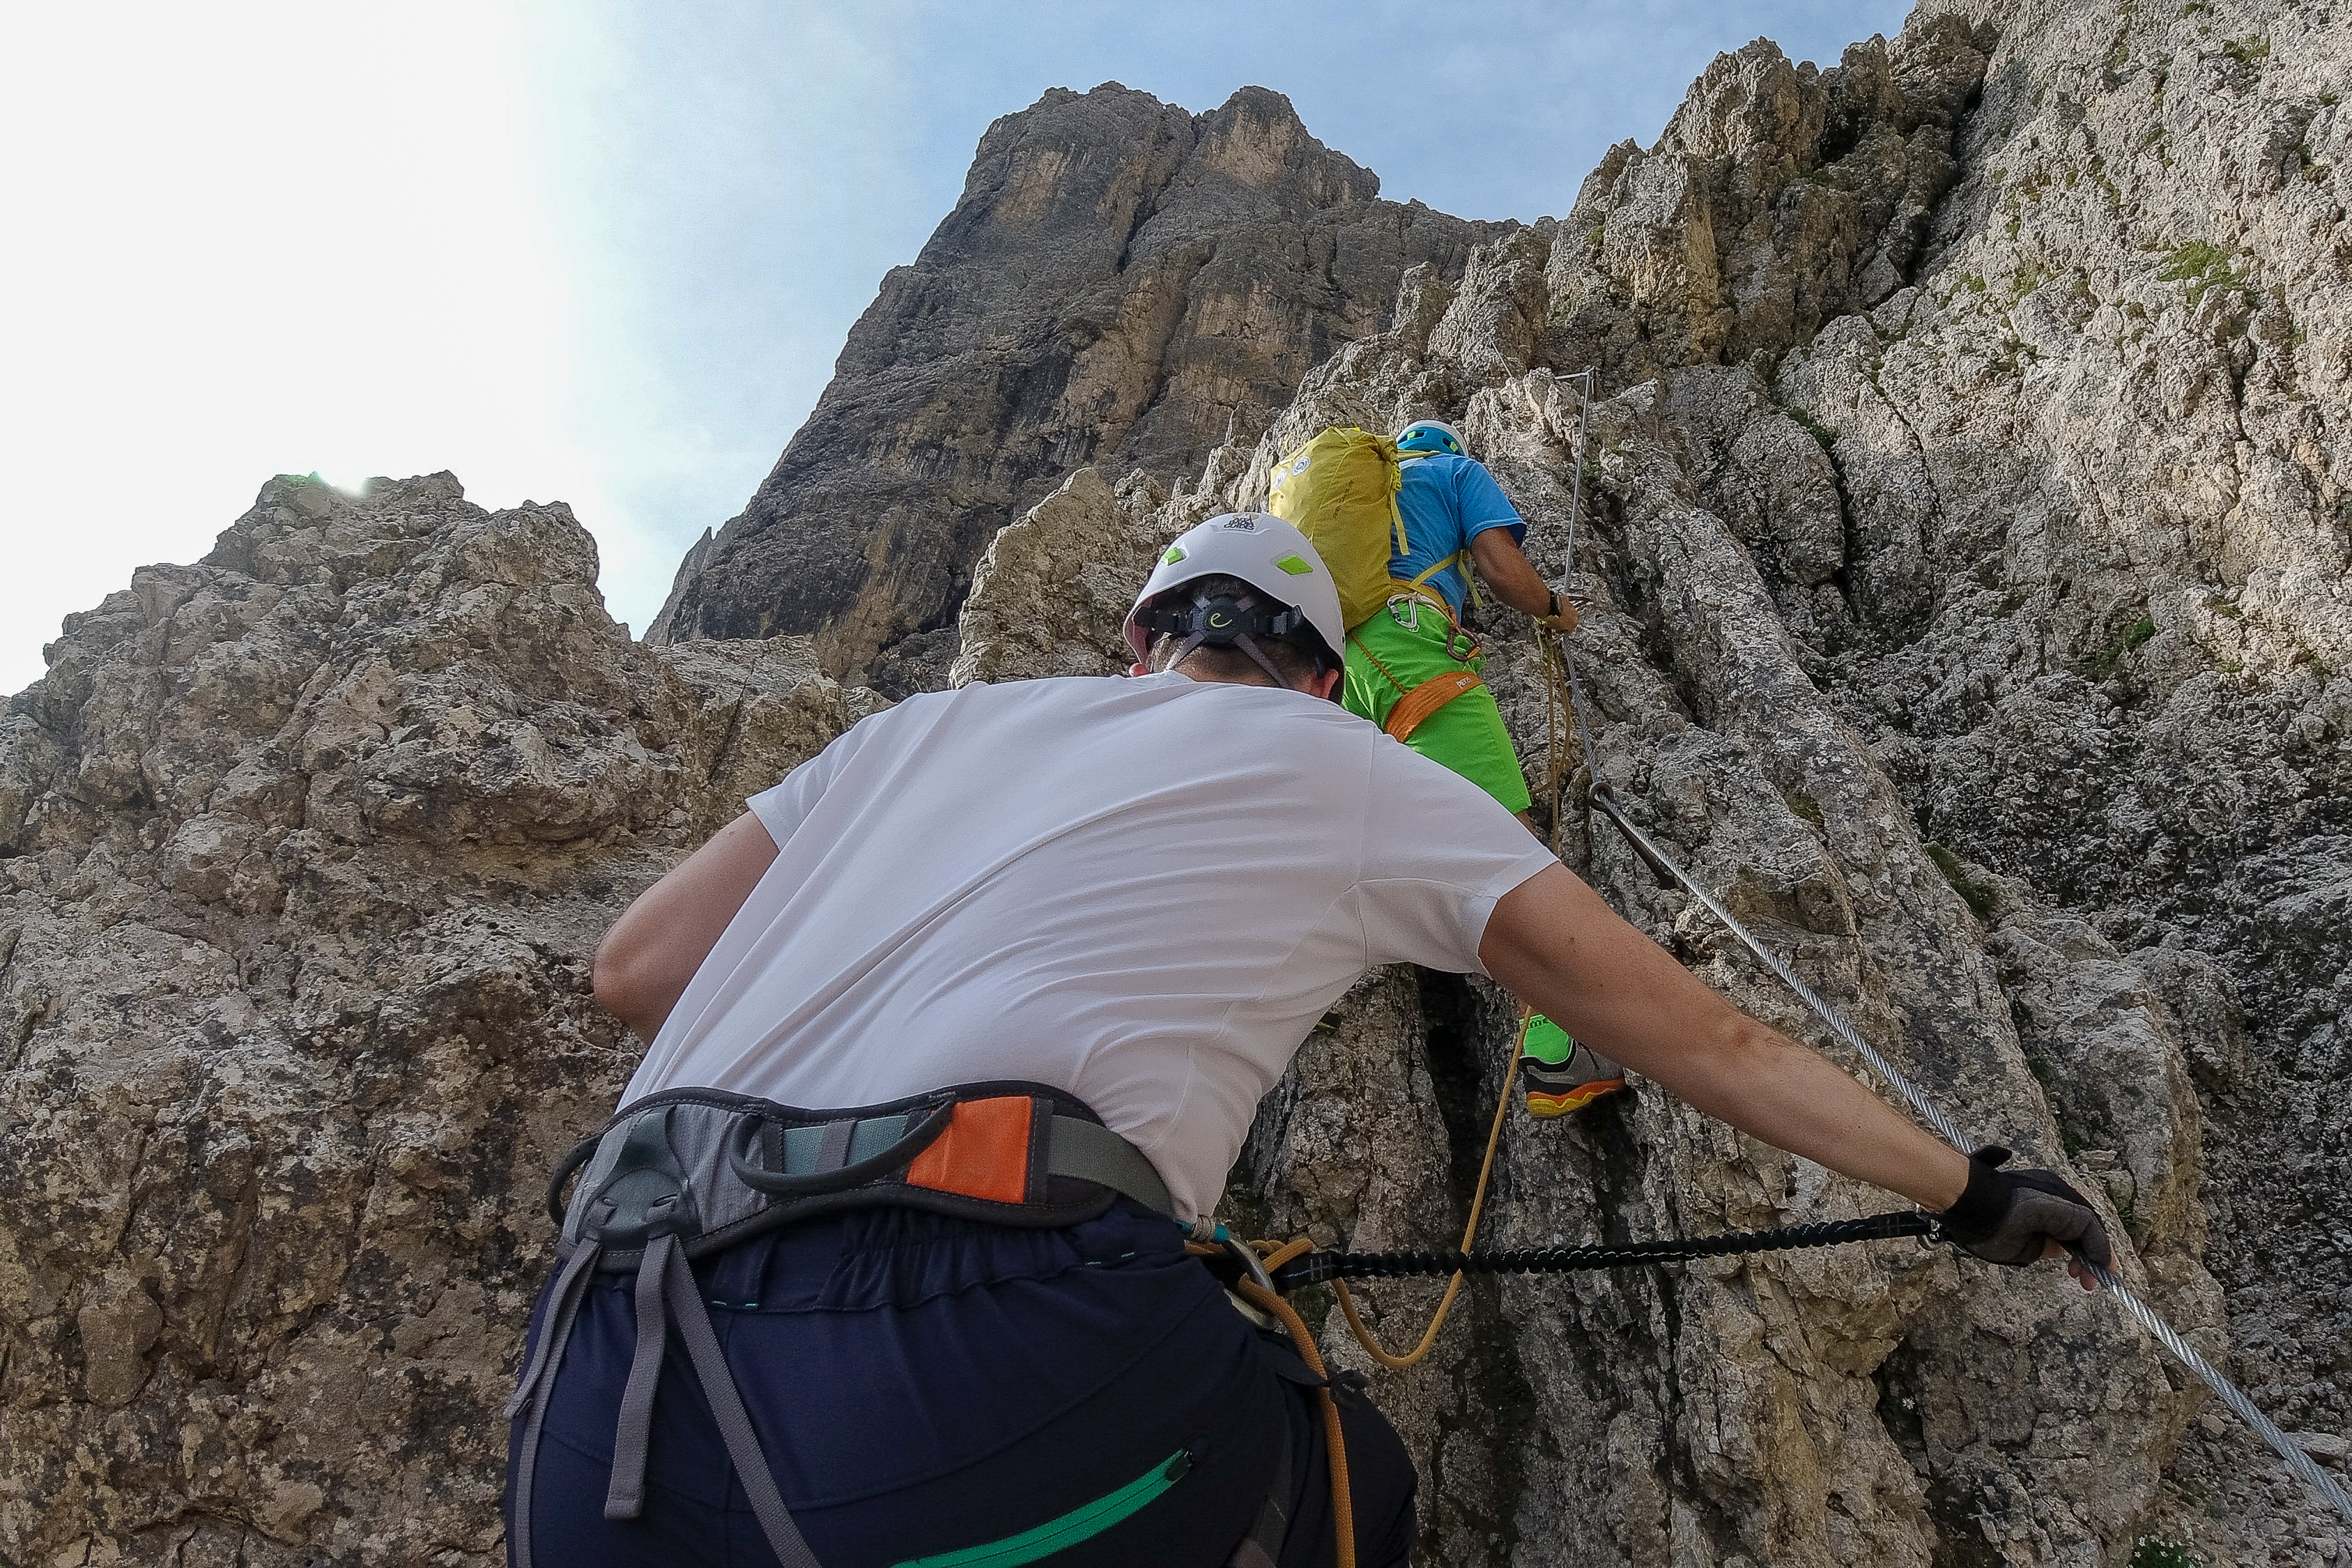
{"left": 1123, "top": 512, "right": 1346, "bottom": 691}
{"left": 1394, "top": 419, "right": 1468, "bottom": 459}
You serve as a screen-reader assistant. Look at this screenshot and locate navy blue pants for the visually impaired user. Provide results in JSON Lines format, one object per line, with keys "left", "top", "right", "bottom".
{"left": 503, "top": 1199, "right": 1416, "bottom": 1567}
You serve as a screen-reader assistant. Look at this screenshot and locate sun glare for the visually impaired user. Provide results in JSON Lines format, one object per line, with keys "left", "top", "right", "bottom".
{"left": 0, "top": 1, "right": 612, "bottom": 693}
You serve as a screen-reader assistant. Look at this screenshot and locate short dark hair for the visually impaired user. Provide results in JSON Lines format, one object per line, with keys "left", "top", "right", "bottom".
{"left": 1142, "top": 574, "right": 1332, "bottom": 690}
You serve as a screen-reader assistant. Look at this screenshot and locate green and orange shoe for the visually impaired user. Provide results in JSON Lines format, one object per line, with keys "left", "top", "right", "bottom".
{"left": 1517, "top": 1013, "right": 1627, "bottom": 1118}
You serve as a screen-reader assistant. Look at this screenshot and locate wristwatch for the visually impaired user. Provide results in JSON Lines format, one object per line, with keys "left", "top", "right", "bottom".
{"left": 1544, "top": 591, "right": 1561, "bottom": 622}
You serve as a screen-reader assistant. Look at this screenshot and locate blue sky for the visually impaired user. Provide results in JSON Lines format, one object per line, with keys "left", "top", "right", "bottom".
{"left": 1, "top": 0, "right": 1911, "bottom": 695}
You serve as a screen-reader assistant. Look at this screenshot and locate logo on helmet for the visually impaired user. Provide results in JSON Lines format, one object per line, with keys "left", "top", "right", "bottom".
{"left": 1218, "top": 515, "right": 1259, "bottom": 531}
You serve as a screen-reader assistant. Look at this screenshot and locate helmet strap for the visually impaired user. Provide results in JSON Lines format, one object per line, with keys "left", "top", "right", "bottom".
{"left": 1156, "top": 590, "right": 1300, "bottom": 689}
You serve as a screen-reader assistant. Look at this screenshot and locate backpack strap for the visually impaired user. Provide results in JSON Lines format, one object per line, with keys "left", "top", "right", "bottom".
{"left": 1401, "top": 548, "right": 1479, "bottom": 610}
{"left": 515, "top": 1109, "right": 824, "bottom": 1568}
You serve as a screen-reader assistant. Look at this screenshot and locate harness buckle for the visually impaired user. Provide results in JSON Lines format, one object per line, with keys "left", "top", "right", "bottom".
{"left": 581, "top": 1108, "right": 703, "bottom": 1252}
{"left": 1222, "top": 1233, "right": 1279, "bottom": 1297}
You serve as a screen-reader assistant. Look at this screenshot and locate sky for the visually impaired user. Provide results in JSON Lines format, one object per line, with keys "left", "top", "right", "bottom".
{"left": 0, "top": 0, "right": 1913, "bottom": 696}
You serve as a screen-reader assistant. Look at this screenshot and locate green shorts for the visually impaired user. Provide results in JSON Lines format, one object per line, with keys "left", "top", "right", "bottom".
{"left": 1343, "top": 599, "right": 1532, "bottom": 814}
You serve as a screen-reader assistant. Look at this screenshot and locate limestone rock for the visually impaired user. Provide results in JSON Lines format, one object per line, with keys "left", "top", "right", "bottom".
{"left": 0, "top": 475, "right": 873, "bottom": 1566}
{"left": 650, "top": 84, "right": 1508, "bottom": 695}
{"left": 947, "top": 467, "right": 1171, "bottom": 687}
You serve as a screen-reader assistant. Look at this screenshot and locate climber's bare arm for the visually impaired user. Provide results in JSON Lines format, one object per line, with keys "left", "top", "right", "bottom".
{"left": 593, "top": 811, "right": 779, "bottom": 1038}
{"left": 1469, "top": 529, "right": 1574, "bottom": 627}
{"left": 1479, "top": 863, "right": 1971, "bottom": 1212}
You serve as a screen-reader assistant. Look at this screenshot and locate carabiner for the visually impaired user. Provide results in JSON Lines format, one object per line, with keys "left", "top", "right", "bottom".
{"left": 1223, "top": 1233, "right": 1279, "bottom": 1297}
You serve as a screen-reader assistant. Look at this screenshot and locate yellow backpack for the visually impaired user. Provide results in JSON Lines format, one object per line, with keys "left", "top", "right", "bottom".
{"left": 1267, "top": 427, "right": 1408, "bottom": 631}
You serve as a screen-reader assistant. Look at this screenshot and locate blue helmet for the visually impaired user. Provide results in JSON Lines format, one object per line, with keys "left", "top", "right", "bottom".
{"left": 1394, "top": 420, "right": 1468, "bottom": 459}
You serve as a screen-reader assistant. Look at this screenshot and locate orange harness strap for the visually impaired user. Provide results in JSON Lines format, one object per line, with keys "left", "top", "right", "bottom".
{"left": 1380, "top": 668, "right": 1484, "bottom": 742}
{"left": 1348, "top": 630, "right": 1488, "bottom": 744}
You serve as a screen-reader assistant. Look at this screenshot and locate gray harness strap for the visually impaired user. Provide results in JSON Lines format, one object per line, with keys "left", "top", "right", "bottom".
{"left": 657, "top": 1232, "right": 822, "bottom": 1567}
{"left": 814, "top": 1116, "right": 856, "bottom": 1173}
{"left": 1046, "top": 1115, "right": 1172, "bottom": 1215}
{"left": 1224, "top": 1427, "right": 1293, "bottom": 1568}
{"left": 591, "top": 1231, "right": 822, "bottom": 1566}
{"left": 601, "top": 1235, "right": 672, "bottom": 1520}
{"left": 506, "top": 1236, "right": 602, "bottom": 1568}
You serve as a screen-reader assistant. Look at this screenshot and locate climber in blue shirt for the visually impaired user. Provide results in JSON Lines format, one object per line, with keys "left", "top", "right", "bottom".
{"left": 1388, "top": 441, "right": 1534, "bottom": 618}
{"left": 1344, "top": 418, "right": 1624, "bottom": 1118}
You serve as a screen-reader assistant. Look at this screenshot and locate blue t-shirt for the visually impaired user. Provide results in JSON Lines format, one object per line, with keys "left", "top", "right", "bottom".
{"left": 1390, "top": 453, "right": 1526, "bottom": 614}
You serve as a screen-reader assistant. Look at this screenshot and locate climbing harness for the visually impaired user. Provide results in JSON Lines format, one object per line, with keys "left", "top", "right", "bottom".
{"left": 508, "top": 1081, "right": 1290, "bottom": 1568}
{"left": 1348, "top": 590, "right": 1488, "bottom": 745}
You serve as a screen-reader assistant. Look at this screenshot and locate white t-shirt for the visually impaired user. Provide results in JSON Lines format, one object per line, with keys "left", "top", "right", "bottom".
{"left": 622, "top": 672, "right": 1558, "bottom": 1219}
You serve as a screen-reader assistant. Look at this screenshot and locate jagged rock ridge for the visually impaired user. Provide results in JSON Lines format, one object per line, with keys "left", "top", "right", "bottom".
{"left": 648, "top": 83, "right": 1508, "bottom": 697}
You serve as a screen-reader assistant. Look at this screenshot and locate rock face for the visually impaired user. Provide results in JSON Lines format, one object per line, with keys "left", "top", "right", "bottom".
{"left": 7, "top": 0, "right": 2349, "bottom": 1563}
{"left": 0, "top": 475, "right": 877, "bottom": 1565}
{"left": 648, "top": 83, "right": 1507, "bottom": 698}
{"left": 953, "top": 2, "right": 2349, "bottom": 1562}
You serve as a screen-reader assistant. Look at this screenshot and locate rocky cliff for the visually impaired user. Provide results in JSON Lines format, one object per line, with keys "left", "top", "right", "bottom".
{"left": 647, "top": 83, "right": 1507, "bottom": 698}
{"left": 5, "top": 0, "right": 2349, "bottom": 1563}
{"left": 0, "top": 476, "right": 882, "bottom": 1564}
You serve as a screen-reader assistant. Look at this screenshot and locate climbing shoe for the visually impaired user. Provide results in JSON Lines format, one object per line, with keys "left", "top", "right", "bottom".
{"left": 1518, "top": 1013, "right": 1627, "bottom": 1117}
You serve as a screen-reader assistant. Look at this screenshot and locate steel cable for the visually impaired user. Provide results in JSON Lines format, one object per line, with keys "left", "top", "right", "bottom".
{"left": 1550, "top": 630, "right": 2352, "bottom": 1527}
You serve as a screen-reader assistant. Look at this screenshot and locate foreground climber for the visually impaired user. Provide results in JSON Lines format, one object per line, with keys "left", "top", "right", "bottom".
{"left": 1352, "top": 419, "right": 1620, "bottom": 1116}
{"left": 505, "top": 514, "right": 2110, "bottom": 1568}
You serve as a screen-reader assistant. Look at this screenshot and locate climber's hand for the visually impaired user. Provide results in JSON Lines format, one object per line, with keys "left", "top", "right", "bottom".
{"left": 1935, "top": 1146, "right": 2112, "bottom": 1289}
{"left": 1535, "top": 591, "right": 1579, "bottom": 634}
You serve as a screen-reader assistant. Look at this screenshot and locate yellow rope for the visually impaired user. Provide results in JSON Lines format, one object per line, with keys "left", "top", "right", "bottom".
{"left": 1227, "top": 622, "right": 1576, "bottom": 1378}
{"left": 1192, "top": 1234, "right": 1355, "bottom": 1568}
{"left": 1236, "top": 1273, "right": 1357, "bottom": 1567}
{"left": 1323, "top": 1015, "right": 1528, "bottom": 1369}
{"left": 1302, "top": 630, "right": 1576, "bottom": 1369}
{"left": 1346, "top": 629, "right": 1413, "bottom": 700}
